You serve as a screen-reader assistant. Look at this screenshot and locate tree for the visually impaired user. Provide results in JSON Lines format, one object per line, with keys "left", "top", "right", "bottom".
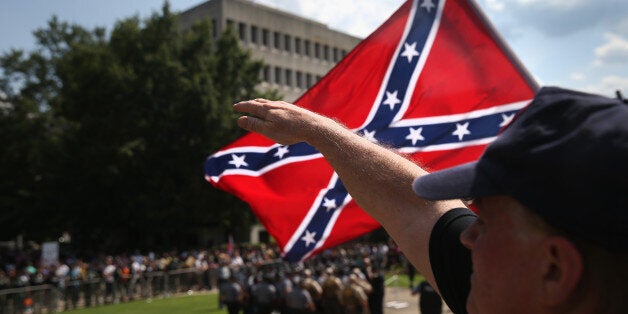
{"left": 0, "top": 3, "right": 277, "bottom": 252}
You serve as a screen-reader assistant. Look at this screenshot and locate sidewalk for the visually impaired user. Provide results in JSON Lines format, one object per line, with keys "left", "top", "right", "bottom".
{"left": 384, "top": 286, "right": 453, "bottom": 314}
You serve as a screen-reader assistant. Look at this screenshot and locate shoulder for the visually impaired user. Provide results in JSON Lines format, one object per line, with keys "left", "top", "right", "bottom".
{"left": 429, "top": 207, "right": 476, "bottom": 314}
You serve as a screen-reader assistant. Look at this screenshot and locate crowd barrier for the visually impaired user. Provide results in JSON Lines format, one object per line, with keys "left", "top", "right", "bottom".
{"left": 0, "top": 267, "right": 212, "bottom": 314}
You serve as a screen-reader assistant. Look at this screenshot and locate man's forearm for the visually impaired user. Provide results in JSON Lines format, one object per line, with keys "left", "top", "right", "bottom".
{"left": 234, "top": 99, "right": 463, "bottom": 289}
{"left": 305, "top": 114, "right": 462, "bottom": 288}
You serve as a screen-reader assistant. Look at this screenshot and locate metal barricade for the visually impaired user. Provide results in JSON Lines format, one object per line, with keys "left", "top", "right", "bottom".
{"left": 0, "top": 284, "right": 54, "bottom": 314}
{"left": 0, "top": 268, "right": 205, "bottom": 313}
{"left": 0, "top": 260, "right": 284, "bottom": 313}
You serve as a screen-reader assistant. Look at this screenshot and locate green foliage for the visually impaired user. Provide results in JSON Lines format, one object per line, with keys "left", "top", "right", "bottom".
{"left": 0, "top": 3, "right": 274, "bottom": 251}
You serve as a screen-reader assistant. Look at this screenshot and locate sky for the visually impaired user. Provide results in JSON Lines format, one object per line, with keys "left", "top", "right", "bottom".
{"left": 1, "top": 0, "right": 627, "bottom": 98}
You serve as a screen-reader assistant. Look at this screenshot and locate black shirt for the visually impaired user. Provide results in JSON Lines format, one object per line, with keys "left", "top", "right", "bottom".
{"left": 429, "top": 207, "right": 477, "bottom": 314}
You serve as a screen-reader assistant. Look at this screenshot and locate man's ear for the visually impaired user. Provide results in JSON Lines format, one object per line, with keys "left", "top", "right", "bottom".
{"left": 539, "top": 236, "right": 584, "bottom": 305}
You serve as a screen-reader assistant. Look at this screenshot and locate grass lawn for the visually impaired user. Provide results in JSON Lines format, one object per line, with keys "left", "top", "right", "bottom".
{"left": 67, "top": 272, "right": 425, "bottom": 313}
{"left": 68, "top": 291, "right": 225, "bottom": 314}
{"left": 385, "top": 273, "right": 426, "bottom": 288}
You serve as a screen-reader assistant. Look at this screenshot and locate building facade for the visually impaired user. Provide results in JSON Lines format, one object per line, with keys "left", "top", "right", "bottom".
{"left": 179, "top": 0, "right": 362, "bottom": 102}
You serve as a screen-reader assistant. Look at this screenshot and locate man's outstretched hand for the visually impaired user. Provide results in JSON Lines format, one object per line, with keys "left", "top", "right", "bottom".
{"left": 234, "top": 98, "right": 328, "bottom": 145}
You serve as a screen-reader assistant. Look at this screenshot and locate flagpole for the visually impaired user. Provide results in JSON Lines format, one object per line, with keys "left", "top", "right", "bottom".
{"left": 466, "top": 0, "right": 540, "bottom": 92}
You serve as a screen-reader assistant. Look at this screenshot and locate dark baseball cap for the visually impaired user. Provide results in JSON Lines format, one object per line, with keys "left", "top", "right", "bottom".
{"left": 413, "top": 86, "right": 628, "bottom": 251}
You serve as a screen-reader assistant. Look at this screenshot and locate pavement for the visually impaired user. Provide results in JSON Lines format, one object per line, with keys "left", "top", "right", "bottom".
{"left": 384, "top": 285, "right": 453, "bottom": 314}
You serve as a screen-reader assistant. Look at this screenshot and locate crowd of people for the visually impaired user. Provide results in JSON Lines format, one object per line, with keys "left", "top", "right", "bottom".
{"left": 215, "top": 245, "right": 389, "bottom": 314}
{"left": 1, "top": 244, "right": 279, "bottom": 311}
{"left": 0, "top": 240, "right": 405, "bottom": 313}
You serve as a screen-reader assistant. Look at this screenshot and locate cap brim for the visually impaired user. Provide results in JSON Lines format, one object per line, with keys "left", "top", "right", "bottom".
{"left": 412, "top": 161, "right": 500, "bottom": 200}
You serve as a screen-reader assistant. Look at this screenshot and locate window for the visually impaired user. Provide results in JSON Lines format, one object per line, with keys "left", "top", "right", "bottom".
{"left": 323, "top": 45, "right": 330, "bottom": 61}
{"left": 333, "top": 47, "right": 339, "bottom": 62}
{"left": 314, "top": 43, "right": 320, "bottom": 59}
{"left": 250, "top": 25, "right": 258, "bottom": 44}
{"left": 284, "top": 34, "right": 291, "bottom": 52}
{"left": 274, "top": 32, "right": 281, "bottom": 49}
{"left": 238, "top": 22, "right": 246, "bottom": 41}
{"left": 274, "top": 67, "right": 282, "bottom": 84}
{"left": 296, "top": 71, "right": 303, "bottom": 88}
{"left": 226, "top": 19, "right": 235, "bottom": 31}
{"left": 306, "top": 73, "right": 313, "bottom": 88}
{"left": 262, "top": 28, "right": 269, "bottom": 46}
{"left": 304, "top": 40, "right": 311, "bottom": 57}
{"left": 295, "top": 37, "right": 301, "bottom": 54}
{"left": 285, "top": 69, "right": 292, "bottom": 86}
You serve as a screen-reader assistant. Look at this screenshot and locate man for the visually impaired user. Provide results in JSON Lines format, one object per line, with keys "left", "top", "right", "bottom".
{"left": 277, "top": 270, "right": 294, "bottom": 313}
{"left": 362, "top": 258, "right": 384, "bottom": 314}
{"left": 285, "top": 276, "right": 315, "bottom": 314}
{"left": 217, "top": 255, "right": 231, "bottom": 309}
{"left": 320, "top": 267, "right": 344, "bottom": 314}
{"left": 412, "top": 280, "right": 442, "bottom": 314}
{"left": 301, "top": 269, "right": 323, "bottom": 313}
{"left": 102, "top": 257, "right": 117, "bottom": 304}
{"left": 340, "top": 273, "right": 370, "bottom": 314}
{"left": 222, "top": 275, "right": 245, "bottom": 314}
{"left": 232, "top": 86, "right": 628, "bottom": 314}
{"left": 250, "top": 273, "right": 279, "bottom": 314}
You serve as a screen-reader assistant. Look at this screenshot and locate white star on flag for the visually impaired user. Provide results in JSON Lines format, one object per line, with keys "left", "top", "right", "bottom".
{"left": 499, "top": 113, "right": 515, "bottom": 127}
{"left": 362, "top": 129, "right": 378, "bottom": 143}
{"left": 301, "top": 230, "right": 317, "bottom": 247}
{"left": 274, "top": 146, "right": 290, "bottom": 159}
{"left": 421, "top": 0, "right": 436, "bottom": 12}
{"left": 322, "top": 197, "right": 337, "bottom": 212}
{"left": 452, "top": 122, "right": 471, "bottom": 141}
{"left": 228, "top": 154, "right": 249, "bottom": 168}
{"left": 383, "top": 90, "right": 402, "bottom": 110}
{"left": 406, "top": 127, "right": 425, "bottom": 145}
{"left": 400, "top": 42, "right": 420, "bottom": 63}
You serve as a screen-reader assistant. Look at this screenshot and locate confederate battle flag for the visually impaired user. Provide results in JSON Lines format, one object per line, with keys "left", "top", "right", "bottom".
{"left": 205, "top": 0, "right": 537, "bottom": 262}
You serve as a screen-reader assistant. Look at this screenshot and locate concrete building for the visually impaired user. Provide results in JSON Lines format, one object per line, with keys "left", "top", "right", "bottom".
{"left": 179, "top": 0, "right": 362, "bottom": 102}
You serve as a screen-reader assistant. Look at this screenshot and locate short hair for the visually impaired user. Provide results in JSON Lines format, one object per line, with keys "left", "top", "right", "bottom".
{"left": 518, "top": 204, "right": 628, "bottom": 313}
{"left": 569, "top": 235, "right": 628, "bottom": 314}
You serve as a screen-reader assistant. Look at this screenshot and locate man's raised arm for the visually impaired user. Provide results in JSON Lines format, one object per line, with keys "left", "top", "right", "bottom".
{"left": 233, "top": 98, "right": 464, "bottom": 288}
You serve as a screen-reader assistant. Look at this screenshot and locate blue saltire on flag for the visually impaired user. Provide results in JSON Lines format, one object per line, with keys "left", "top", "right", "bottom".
{"left": 205, "top": 0, "right": 537, "bottom": 262}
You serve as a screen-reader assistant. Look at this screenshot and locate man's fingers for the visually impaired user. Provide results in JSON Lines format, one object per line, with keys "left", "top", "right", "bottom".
{"left": 233, "top": 99, "right": 271, "bottom": 119}
{"left": 237, "top": 115, "right": 263, "bottom": 132}
{"left": 234, "top": 99, "right": 306, "bottom": 145}
{"left": 233, "top": 99, "right": 259, "bottom": 114}
{"left": 234, "top": 99, "right": 277, "bottom": 133}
